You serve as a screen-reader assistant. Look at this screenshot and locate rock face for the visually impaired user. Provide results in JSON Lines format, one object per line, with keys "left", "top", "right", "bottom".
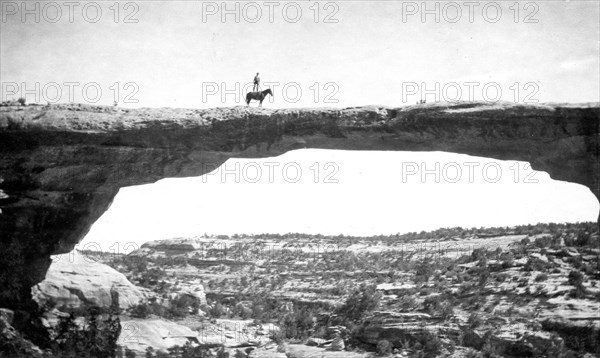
{"left": 0, "top": 101, "right": 599, "bottom": 316}
{"left": 118, "top": 318, "right": 199, "bottom": 354}
{"left": 31, "top": 251, "right": 147, "bottom": 310}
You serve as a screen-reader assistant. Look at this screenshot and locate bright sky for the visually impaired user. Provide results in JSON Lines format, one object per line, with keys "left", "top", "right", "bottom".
{"left": 1, "top": 1, "right": 599, "bottom": 107}
{"left": 2, "top": 1, "right": 598, "bottom": 252}
{"left": 78, "top": 150, "right": 600, "bottom": 254}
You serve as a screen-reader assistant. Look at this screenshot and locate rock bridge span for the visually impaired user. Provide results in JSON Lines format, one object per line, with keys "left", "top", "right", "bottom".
{"left": 0, "top": 101, "right": 598, "bottom": 312}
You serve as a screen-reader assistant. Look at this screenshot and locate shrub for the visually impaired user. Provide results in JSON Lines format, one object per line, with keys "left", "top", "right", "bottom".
{"left": 145, "top": 341, "right": 212, "bottom": 357}
{"left": 575, "top": 232, "right": 592, "bottom": 246}
{"left": 280, "top": 307, "right": 314, "bottom": 340}
{"left": 422, "top": 332, "right": 443, "bottom": 357}
{"left": 376, "top": 339, "right": 393, "bottom": 356}
{"left": 129, "top": 303, "right": 151, "bottom": 318}
{"left": 570, "top": 256, "right": 583, "bottom": 270}
{"left": 336, "top": 283, "right": 380, "bottom": 324}
{"left": 169, "top": 294, "right": 201, "bottom": 318}
{"left": 500, "top": 252, "right": 514, "bottom": 268}
{"left": 568, "top": 270, "right": 584, "bottom": 286}
{"left": 569, "top": 285, "right": 587, "bottom": 299}
{"left": 209, "top": 302, "right": 227, "bottom": 318}
{"left": 414, "top": 258, "right": 434, "bottom": 283}
{"left": 124, "top": 347, "right": 136, "bottom": 358}
{"left": 17, "top": 97, "right": 26, "bottom": 106}
{"left": 524, "top": 257, "right": 551, "bottom": 272}
{"left": 468, "top": 313, "right": 483, "bottom": 329}
{"left": 535, "top": 273, "right": 548, "bottom": 282}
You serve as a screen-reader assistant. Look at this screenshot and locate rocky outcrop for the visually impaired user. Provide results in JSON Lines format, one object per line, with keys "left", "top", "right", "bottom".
{"left": 141, "top": 238, "right": 204, "bottom": 253}
{"left": 359, "top": 322, "right": 461, "bottom": 347}
{"left": 32, "top": 251, "right": 148, "bottom": 310}
{"left": 0, "top": 101, "right": 598, "bottom": 322}
{"left": 118, "top": 318, "right": 200, "bottom": 355}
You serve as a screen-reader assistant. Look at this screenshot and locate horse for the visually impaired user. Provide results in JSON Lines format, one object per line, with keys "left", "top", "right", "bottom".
{"left": 246, "top": 88, "right": 272, "bottom": 107}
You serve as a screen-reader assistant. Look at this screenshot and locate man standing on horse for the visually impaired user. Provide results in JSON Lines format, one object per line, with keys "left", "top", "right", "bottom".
{"left": 253, "top": 72, "right": 260, "bottom": 92}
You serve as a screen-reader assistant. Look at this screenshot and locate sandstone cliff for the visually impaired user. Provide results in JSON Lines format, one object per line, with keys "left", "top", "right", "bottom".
{"left": 0, "top": 101, "right": 598, "bottom": 320}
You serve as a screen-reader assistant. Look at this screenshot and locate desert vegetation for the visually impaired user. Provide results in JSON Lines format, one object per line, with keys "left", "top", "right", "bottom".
{"left": 6, "top": 222, "right": 598, "bottom": 357}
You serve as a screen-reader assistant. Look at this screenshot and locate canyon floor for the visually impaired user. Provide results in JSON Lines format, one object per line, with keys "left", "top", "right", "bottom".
{"left": 19, "top": 222, "right": 599, "bottom": 357}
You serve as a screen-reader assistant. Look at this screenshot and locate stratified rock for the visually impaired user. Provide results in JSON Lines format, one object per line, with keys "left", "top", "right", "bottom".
{"left": 359, "top": 322, "right": 461, "bottom": 347}
{"left": 32, "top": 251, "right": 148, "bottom": 310}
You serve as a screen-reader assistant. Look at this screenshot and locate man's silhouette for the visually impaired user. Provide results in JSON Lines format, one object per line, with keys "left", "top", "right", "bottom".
{"left": 253, "top": 72, "right": 260, "bottom": 92}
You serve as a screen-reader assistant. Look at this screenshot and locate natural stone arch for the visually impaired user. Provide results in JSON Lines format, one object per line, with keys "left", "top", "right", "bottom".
{"left": 0, "top": 102, "right": 598, "bottom": 313}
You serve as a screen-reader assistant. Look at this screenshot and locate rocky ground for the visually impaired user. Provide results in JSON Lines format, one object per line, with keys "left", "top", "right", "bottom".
{"left": 16, "top": 222, "right": 598, "bottom": 357}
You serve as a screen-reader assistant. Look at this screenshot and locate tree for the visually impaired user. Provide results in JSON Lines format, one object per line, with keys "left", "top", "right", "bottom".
{"left": 281, "top": 306, "right": 315, "bottom": 340}
{"left": 414, "top": 258, "right": 434, "bottom": 284}
{"left": 336, "top": 283, "right": 381, "bottom": 324}
{"left": 51, "top": 304, "right": 121, "bottom": 358}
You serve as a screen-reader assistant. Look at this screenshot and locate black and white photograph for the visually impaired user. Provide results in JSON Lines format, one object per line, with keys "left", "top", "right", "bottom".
{"left": 1, "top": 1, "right": 599, "bottom": 357}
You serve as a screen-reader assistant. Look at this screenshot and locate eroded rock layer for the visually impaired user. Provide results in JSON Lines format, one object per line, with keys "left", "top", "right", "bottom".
{"left": 1, "top": 102, "right": 599, "bottom": 312}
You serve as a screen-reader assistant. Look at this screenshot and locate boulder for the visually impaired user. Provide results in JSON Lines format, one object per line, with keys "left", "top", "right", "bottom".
{"left": 32, "top": 251, "right": 148, "bottom": 310}
{"left": 330, "top": 336, "right": 345, "bottom": 351}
